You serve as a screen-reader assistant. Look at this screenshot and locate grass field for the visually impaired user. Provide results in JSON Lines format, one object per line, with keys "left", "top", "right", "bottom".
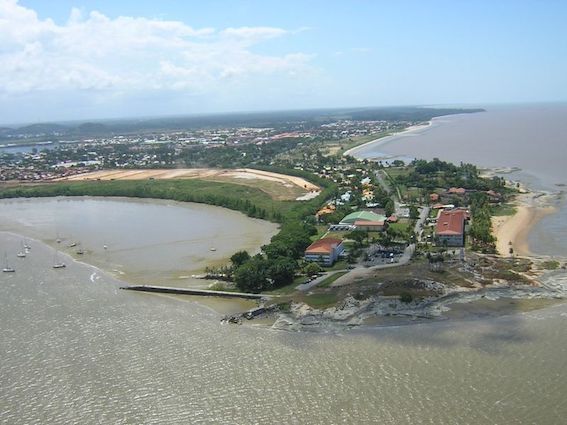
{"left": 319, "top": 271, "right": 348, "bottom": 288}
{"left": 302, "top": 293, "right": 338, "bottom": 308}
{"left": 204, "top": 176, "right": 306, "bottom": 200}
{"left": 0, "top": 179, "right": 296, "bottom": 221}
{"left": 492, "top": 203, "right": 517, "bottom": 216}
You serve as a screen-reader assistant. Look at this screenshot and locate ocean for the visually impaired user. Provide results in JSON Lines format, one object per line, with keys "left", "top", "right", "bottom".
{"left": 352, "top": 103, "right": 567, "bottom": 256}
{"left": 1, "top": 228, "right": 567, "bottom": 425}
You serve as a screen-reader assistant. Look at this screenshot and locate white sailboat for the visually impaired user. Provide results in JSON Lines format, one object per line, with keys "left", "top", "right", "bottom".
{"left": 16, "top": 241, "right": 27, "bottom": 258}
{"left": 23, "top": 239, "right": 31, "bottom": 252}
{"left": 76, "top": 242, "right": 84, "bottom": 255}
{"left": 3, "top": 253, "right": 15, "bottom": 273}
{"left": 52, "top": 249, "right": 66, "bottom": 269}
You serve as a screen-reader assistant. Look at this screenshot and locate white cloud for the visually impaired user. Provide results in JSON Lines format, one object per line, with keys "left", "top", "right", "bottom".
{"left": 0, "top": 0, "right": 314, "bottom": 97}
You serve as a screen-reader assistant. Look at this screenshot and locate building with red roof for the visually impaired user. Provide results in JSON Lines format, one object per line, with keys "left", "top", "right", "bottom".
{"left": 354, "top": 220, "right": 386, "bottom": 231}
{"left": 435, "top": 209, "right": 466, "bottom": 247}
{"left": 304, "top": 237, "right": 345, "bottom": 266}
{"left": 447, "top": 187, "right": 466, "bottom": 195}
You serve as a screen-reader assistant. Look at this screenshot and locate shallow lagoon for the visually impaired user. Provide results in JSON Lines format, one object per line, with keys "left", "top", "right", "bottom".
{"left": 0, "top": 197, "right": 278, "bottom": 287}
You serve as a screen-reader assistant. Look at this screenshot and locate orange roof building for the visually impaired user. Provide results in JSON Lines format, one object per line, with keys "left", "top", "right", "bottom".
{"left": 435, "top": 209, "right": 466, "bottom": 246}
{"left": 354, "top": 220, "right": 386, "bottom": 231}
{"left": 447, "top": 187, "right": 466, "bottom": 195}
{"left": 304, "top": 237, "right": 345, "bottom": 266}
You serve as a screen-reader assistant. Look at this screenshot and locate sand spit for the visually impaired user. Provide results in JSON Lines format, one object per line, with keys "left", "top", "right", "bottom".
{"left": 343, "top": 122, "right": 432, "bottom": 158}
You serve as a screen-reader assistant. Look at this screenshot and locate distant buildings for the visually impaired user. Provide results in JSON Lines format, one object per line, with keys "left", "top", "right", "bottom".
{"left": 304, "top": 238, "right": 345, "bottom": 266}
{"left": 435, "top": 209, "right": 467, "bottom": 247}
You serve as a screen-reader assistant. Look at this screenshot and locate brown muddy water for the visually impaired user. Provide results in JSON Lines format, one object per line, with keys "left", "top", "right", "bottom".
{"left": 0, "top": 197, "right": 278, "bottom": 287}
{"left": 352, "top": 103, "right": 567, "bottom": 257}
{"left": 1, "top": 199, "right": 567, "bottom": 424}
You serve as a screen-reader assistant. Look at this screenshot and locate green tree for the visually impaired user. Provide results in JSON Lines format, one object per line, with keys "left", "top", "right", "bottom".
{"left": 409, "top": 205, "right": 420, "bottom": 219}
{"left": 230, "top": 250, "right": 250, "bottom": 268}
{"left": 304, "top": 262, "right": 322, "bottom": 276}
{"left": 267, "top": 257, "right": 297, "bottom": 287}
{"left": 347, "top": 229, "right": 368, "bottom": 248}
{"left": 384, "top": 199, "right": 395, "bottom": 217}
{"left": 234, "top": 257, "right": 270, "bottom": 293}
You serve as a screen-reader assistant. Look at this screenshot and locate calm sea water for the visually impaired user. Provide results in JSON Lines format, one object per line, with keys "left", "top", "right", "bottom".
{"left": 353, "top": 103, "right": 567, "bottom": 256}
{"left": 0, "top": 197, "right": 278, "bottom": 287}
{"left": 1, "top": 199, "right": 567, "bottom": 424}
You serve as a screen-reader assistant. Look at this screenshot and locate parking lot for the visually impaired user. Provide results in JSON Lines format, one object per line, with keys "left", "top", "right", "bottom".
{"left": 361, "top": 244, "right": 405, "bottom": 267}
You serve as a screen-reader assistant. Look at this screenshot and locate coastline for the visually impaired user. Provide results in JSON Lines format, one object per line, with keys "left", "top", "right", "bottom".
{"left": 343, "top": 121, "right": 432, "bottom": 158}
{"left": 492, "top": 190, "right": 557, "bottom": 258}
{"left": 344, "top": 115, "right": 563, "bottom": 261}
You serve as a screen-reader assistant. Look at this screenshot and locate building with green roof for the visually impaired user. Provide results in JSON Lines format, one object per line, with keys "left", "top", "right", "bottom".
{"left": 340, "top": 211, "right": 387, "bottom": 225}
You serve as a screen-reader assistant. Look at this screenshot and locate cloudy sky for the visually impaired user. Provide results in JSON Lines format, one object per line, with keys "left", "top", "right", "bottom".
{"left": 1, "top": 0, "right": 566, "bottom": 124}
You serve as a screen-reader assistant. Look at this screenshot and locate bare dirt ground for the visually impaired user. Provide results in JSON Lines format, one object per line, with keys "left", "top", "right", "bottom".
{"left": 56, "top": 168, "right": 320, "bottom": 200}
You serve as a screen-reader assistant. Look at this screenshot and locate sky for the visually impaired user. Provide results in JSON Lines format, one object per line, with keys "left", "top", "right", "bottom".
{"left": 1, "top": 0, "right": 566, "bottom": 124}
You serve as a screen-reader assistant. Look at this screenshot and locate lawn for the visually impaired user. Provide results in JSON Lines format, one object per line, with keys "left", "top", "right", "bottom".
{"left": 389, "top": 220, "right": 413, "bottom": 234}
{"left": 492, "top": 203, "right": 517, "bottom": 216}
{"left": 268, "top": 276, "right": 305, "bottom": 295}
{"left": 303, "top": 293, "right": 338, "bottom": 308}
{"left": 324, "top": 259, "right": 348, "bottom": 271}
{"left": 319, "top": 271, "right": 348, "bottom": 288}
{"left": 204, "top": 175, "right": 306, "bottom": 201}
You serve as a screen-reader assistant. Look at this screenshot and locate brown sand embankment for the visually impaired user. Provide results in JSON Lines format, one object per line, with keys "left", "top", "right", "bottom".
{"left": 55, "top": 168, "right": 320, "bottom": 200}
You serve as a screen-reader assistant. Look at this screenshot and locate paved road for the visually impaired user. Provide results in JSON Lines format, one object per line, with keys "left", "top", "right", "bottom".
{"left": 415, "top": 206, "right": 430, "bottom": 242}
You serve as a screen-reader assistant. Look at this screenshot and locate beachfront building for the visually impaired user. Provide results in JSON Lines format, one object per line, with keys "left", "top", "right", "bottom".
{"left": 435, "top": 209, "right": 467, "bottom": 247}
{"left": 304, "top": 238, "right": 345, "bottom": 266}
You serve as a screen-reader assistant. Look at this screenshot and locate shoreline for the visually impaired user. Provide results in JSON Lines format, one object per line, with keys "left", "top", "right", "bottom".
{"left": 343, "top": 114, "right": 563, "bottom": 261}
{"left": 0, "top": 195, "right": 278, "bottom": 288}
{"left": 492, "top": 189, "right": 558, "bottom": 258}
{"left": 343, "top": 121, "right": 432, "bottom": 158}
{"left": 3, "top": 229, "right": 565, "bottom": 334}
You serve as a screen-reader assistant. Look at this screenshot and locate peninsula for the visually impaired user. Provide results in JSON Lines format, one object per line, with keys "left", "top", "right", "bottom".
{"left": 1, "top": 106, "right": 564, "bottom": 330}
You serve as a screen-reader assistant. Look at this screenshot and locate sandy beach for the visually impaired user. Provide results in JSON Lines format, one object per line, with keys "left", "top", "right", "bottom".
{"left": 343, "top": 121, "right": 432, "bottom": 157}
{"left": 492, "top": 192, "right": 556, "bottom": 257}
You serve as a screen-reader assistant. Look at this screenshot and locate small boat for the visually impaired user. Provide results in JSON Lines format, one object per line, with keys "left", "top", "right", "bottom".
{"left": 52, "top": 249, "right": 66, "bottom": 269}
{"left": 103, "top": 245, "right": 108, "bottom": 250}
{"left": 76, "top": 243, "right": 84, "bottom": 255}
{"left": 3, "top": 253, "right": 15, "bottom": 273}
{"left": 68, "top": 242, "right": 77, "bottom": 248}
{"left": 210, "top": 247, "right": 217, "bottom": 251}
{"left": 17, "top": 242, "right": 26, "bottom": 258}
{"left": 24, "top": 239, "right": 31, "bottom": 251}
